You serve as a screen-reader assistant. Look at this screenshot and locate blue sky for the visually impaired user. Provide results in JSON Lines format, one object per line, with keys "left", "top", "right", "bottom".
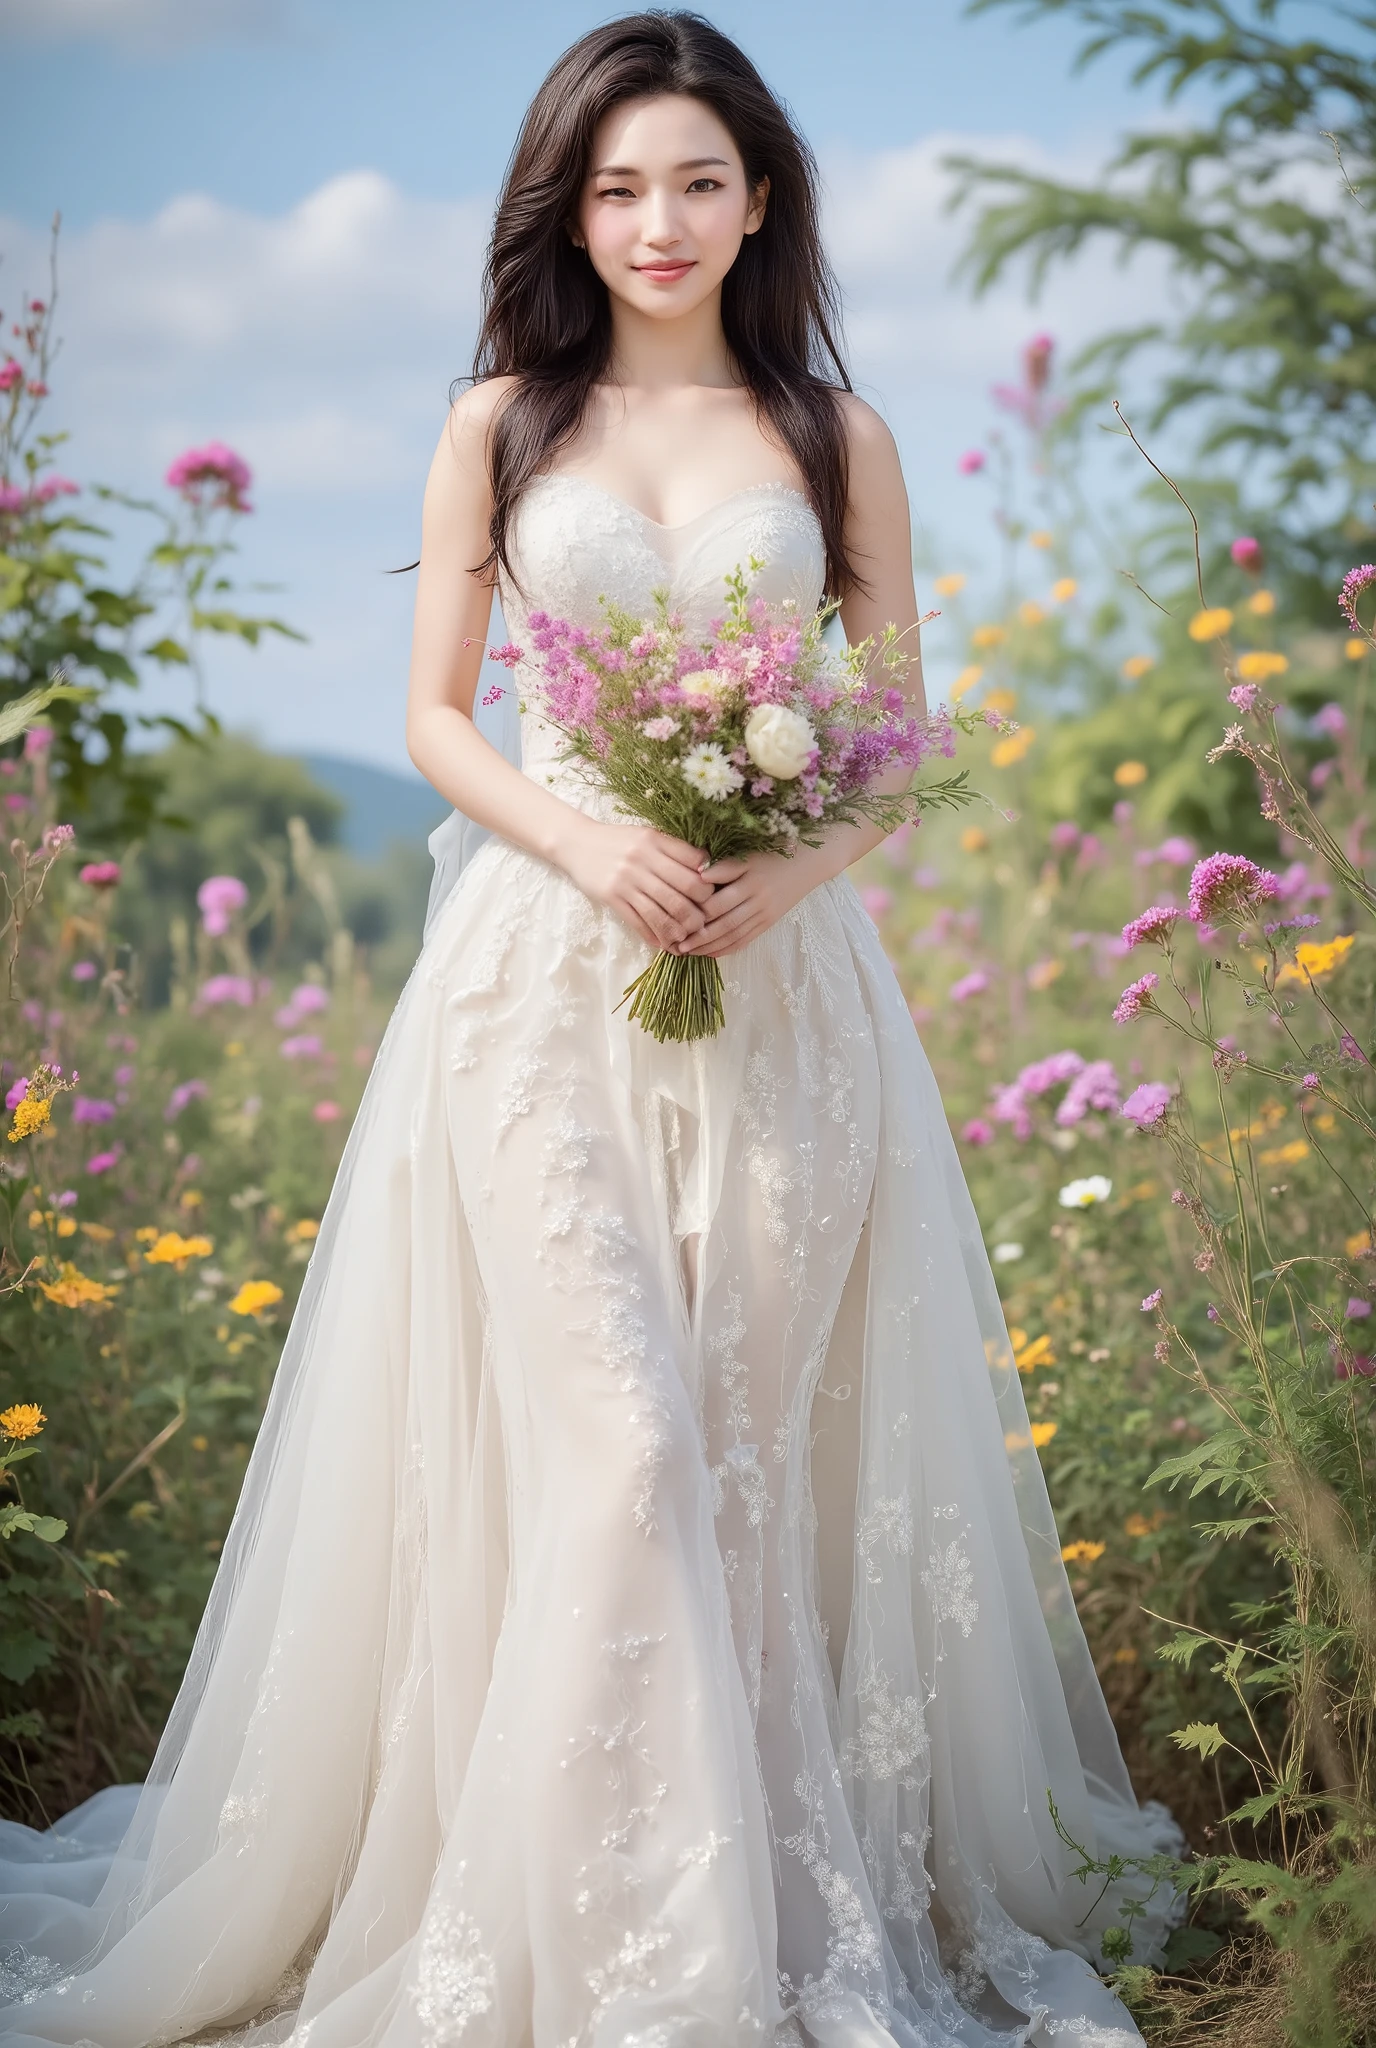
{"left": 1, "top": 0, "right": 1177, "bottom": 770}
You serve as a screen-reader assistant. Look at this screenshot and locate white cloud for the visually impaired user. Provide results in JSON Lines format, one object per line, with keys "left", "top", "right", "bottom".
{"left": 0, "top": 0, "right": 288, "bottom": 51}
{"left": 0, "top": 139, "right": 1172, "bottom": 765}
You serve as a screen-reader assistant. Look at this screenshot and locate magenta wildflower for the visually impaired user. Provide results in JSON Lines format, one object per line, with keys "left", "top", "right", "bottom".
{"left": 486, "top": 642, "right": 523, "bottom": 668}
{"left": 4, "top": 1077, "right": 28, "bottom": 1112}
{"left": 1300, "top": 1072, "right": 1320, "bottom": 1091}
{"left": 962, "top": 1117, "right": 994, "bottom": 1146}
{"left": 950, "top": 969, "right": 990, "bottom": 1002}
{"left": 24, "top": 726, "right": 52, "bottom": 759}
{"left": 200, "top": 974, "right": 255, "bottom": 1008}
{"left": 72, "top": 1097, "right": 116, "bottom": 1125}
{"left": 1347, "top": 1298, "right": 1372, "bottom": 1321}
{"left": 86, "top": 1147, "right": 122, "bottom": 1175}
{"left": 1187, "top": 851, "right": 1281, "bottom": 924}
{"left": 1048, "top": 821, "right": 1080, "bottom": 853}
{"left": 1113, "top": 972, "right": 1159, "bottom": 1024}
{"left": 1206, "top": 1304, "right": 1221, "bottom": 1324}
{"left": 1340, "top": 1033, "right": 1369, "bottom": 1064}
{"left": 166, "top": 1078, "right": 209, "bottom": 1119}
{"left": 1313, "top": 702, "right": 1347, "bottom": 740}
{"left": 1121, "top": 1081, "right": 1172, "bottom": 1127}
{"left": 1338, "top": 563, "right": 1376, "bottom": 634}
{"left": 957, "top": 450, "right": 986, "bottom": 475}
{"left": 42, "top": 823, "right": 74, "bottom": 851}
{"left": 1122, "top": 906, "right": 1179, "bottom": 950}
{"left": 197, "top": 874, "right": 248, "bottom": 937}
{"left": 280, "top": 1034, "right": 323, "bottom": 1060}
{"left": 1230, "top": 536, "right": 1263, "bottom": 573}
{"left": 1228, "top": 681, "right": 1261, "bottom": 712}
{"left": 70, "top": 962, "right": 98, "bottom": 983}
{"left": 1141, "top": 1289, "right": 1162, "bottom": 1312}
{"left": 79, "top": 860, "right": 121, "bottom": 888}
{"left": 166, "top": 441, "right": 253, "bottom": 514}
{"left": 1056, "top": 1060, "right": 1121, "bottom": 1125}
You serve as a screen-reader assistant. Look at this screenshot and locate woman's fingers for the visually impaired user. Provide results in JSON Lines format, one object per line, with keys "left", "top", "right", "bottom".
{"left": 698, "top": 857, "right": 748, "bottom": 885}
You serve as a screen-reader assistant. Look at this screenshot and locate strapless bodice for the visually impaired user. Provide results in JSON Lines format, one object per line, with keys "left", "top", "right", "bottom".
{"left": 500, "top": 473, "right": 827, "bottom": 769}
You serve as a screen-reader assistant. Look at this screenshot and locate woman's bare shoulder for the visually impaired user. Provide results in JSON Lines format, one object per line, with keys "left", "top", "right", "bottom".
{"left": 427, "top": 376, "right": 521, "bottom": 506}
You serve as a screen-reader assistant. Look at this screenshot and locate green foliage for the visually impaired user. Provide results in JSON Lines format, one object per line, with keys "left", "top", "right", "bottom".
{"left": 948, "top": 0, "right": 1376, "bottom": 606}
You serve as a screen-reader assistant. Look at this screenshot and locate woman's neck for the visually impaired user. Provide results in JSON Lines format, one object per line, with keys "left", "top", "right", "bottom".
{"left": 604, "top": 287, "right": 740, "bottom": 394}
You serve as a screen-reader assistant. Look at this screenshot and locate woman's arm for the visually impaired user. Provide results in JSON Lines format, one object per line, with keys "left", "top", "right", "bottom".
{"left": 405, "top": 385, "right": 716, "bottom": 950}
{"left": 678, "top": 397, "right": 926, "bottom": 958}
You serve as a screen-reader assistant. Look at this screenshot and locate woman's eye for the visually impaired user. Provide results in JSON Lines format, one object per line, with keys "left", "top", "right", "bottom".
{"left": 687, "top": 178, "right": 721, "bottom": 193}
{"left": 597, "top": 186, "right": 635, "bottom": 201}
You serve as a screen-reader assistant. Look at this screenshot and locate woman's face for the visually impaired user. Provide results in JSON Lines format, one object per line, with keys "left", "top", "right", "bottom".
{"left": 575, "top": 94, "right": 767, "bottom": 324}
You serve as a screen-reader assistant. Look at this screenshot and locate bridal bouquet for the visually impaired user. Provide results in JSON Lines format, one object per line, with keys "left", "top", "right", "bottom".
{"left": 494, "top": 562, "right": 981, "bottom": 1042}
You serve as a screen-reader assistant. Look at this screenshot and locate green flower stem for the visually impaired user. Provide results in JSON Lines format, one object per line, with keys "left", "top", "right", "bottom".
{"left": 620, "top": 949, "right": 726, "bottom": 1043}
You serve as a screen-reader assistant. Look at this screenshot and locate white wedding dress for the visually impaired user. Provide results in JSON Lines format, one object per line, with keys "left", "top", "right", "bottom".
{"left": 0, "top": 475, "right": 1180, "bottom": 2048}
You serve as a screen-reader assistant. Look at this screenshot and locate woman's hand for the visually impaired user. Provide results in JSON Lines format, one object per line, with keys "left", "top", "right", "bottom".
{"left": 558, "top": 819, "right": 719, "bottom": 950}
{"left": 674, "top": 847, "right": 825, "bottom": 958}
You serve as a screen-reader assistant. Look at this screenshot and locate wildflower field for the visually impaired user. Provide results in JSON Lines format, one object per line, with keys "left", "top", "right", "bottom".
{"left": 3, "top": 3, "right": 1376, "bottom": 2036}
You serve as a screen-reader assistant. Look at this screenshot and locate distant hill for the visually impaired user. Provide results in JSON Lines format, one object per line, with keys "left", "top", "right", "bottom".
{"left": 297, "top": 753, "right": 450, "bottom": 857}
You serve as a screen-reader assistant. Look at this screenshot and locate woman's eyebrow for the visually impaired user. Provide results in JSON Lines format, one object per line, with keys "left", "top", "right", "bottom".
{"left": 591, "top": 156, "right": 732, "bottom": 177}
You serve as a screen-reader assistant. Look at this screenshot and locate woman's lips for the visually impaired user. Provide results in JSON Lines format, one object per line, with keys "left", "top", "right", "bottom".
{"left": 635, "top": 260, "right": 694, "bottom": 282}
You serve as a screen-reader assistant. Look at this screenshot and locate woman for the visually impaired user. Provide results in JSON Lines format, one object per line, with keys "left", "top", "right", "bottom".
{"left": 0, "top": 15, "right": 1180, "bottom": 2047}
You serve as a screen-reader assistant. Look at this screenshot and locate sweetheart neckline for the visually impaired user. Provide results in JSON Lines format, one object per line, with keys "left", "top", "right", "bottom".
{"left": 526, "top": 472, "right": 817, "bottom": 535}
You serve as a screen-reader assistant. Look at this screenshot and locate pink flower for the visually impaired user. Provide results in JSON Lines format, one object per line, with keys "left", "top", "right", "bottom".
{"left": 166, "top": 441, "right": 253, "bottom": 513}
{"left": 41, "top": 823, "right": 73, "bottom": 851}
{"left": 280, "top": 1034, "right": 323, "bottom": 1060}
{"left": 1048, "top": 821, "right": 1080, "bottom": 853}
{"left": 26, "top": 381, "right": 47, "bottom": 399}
{"left": 1338, "top": 563, "right": 1376, "bottom": 634}
{"left": 486, "top": 642, "right": 523, "bottom": 668}
{"left": 1300, "top": 1072, "right": 1320, "bottom": 1091}
{"left": 640, "top": 716, "right": 678, "bottom": 742}
{"left": 1122, "top": 906, "right": 1180, "bottom": 949}
{"left": 1313, "top": 702, "right": 1347, "bottom": 739}
{"left": 949, "top": 970, "right": 990, "bottom": 1002}
{"left": 1056, "top": 1059, "right": 1121, "bottom": 1125}
{"left": 962, "top": 1117, "right": 995, "bottom": 1145}
{"left": 33, "top": 475, "right": 79, "bottom": 504}
{"left": 166, "top": 1078, "right": 209, "bottom": 1119}
{"left": 313, "top": 1100, "right": 342, "bottom": 1123}
{"left": 1113, "top": 972, "right": 1159, "bottom": 1024}
{"left": 274, "top": 982, "right": 330, "bottom": 1028}
{"left": 1340, "top": 1033, "right": 1369, "bottom": 1064}
{"left": 200, "top": 974, "right": 255, "bottom": 1007}
{"left": 24, "top": 726, "right": 52, "bottom": 759}
{"left": 0, "top": 485, "right": 25, "bottom": 513}
{"left": 1121, "top": 1081, "right": 1173, "bottom": 1128}
{"left": 197, "top": 873, "right": 248, "bottom": 936}
{"left": 1229, "top": 681, "right": 1261, "bottom": 712}
{"left": 1347, "top": 1298, "right": 1371, "bottom": 1320}
{"left": 0, "top": 360, "right": 22, "bottom": 392}
{"left": 1207, "top": 1303, "right": 1221, "bottom": 1323}
{"left": 1141, "top": 1289, "right": 1162, "bottom": 1312}
{"left": 859, "top": 885, "right": 893, "bottom": 921}
{"left": 86, "top": 1147, "right": 122, "bottom": 1175}
{"left": 1230, "top": 536, "right": 1263, "bottom": 573}
{"left": 1186, "top": 851, "right": 1281, "bottom": 924}
{"left": 957, "top": 450, "right": 986, "bottom": 475}
{"left": 79, "top": 860, "right": 121, "bottom": 889}
{"left": 71, "top": 961, "right": 98, "bottom": 983}
{"left": 4, "top": 1077, "right": 28, "bottom": 1111}
{"left": 73, "top": 1096, "right": 117, "bottom": 1124}
{"left": 1263, "top": 913, "right": 1321, "bottom": 935}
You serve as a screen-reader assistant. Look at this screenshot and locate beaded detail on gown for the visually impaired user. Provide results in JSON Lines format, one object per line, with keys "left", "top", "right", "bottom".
{"left": 0, "top": 474, "right": 1180, "bottom": 2048}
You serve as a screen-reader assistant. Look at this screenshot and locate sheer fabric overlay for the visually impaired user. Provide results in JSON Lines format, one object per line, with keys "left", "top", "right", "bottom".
{"left": 0, "top": 476, "right": 1180, "bottom": 2048}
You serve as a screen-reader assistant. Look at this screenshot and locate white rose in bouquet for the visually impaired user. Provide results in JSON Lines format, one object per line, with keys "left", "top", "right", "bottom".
{"left": 743, "top": 703, "right": 816, "bottom": 781}
{"left": 680, "top": 669, "right": 735, "bottom": 705}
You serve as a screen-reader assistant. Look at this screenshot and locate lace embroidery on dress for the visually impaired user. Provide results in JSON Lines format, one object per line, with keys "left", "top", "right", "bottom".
{"left": 921, "top": 1505, "right": 980, "bottom": 1643}
{"left": 408, "top": 1870, "right": 497, "bottom": 2044}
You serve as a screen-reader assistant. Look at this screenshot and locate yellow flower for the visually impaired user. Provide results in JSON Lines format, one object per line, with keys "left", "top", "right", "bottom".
{"left": 1246, "top": 589, "right": 1276, "bottom": 616}
{"left": 1235, "top": 650, "right": 1289, "bottom": 680}
{"left": 1051, "top": 578, "right": 1078, "bottom": 603}
{"left": 1346, "top": 636, "right": 1369, "bottom": 660}
{"left": 144, "top": 1232, "right": 214, "bottom": 1268}
{"left": 960, "top": 826, "right": 989, "bottom": 853}
{"left": 27, "top": 1210, "right": 50, "bottom": 1229}
{"left": 1061, "top": 1540, "right": 1106, "bottom": 1563}
{"left": 1259, "top": 1139, "right": 1310, "bottom": 1167}
{"left": 1346, "top": 1230, "right": 1371, "bottom": 1259}
{"left": 983, "top": 686, "right": 1017, "bottom": 712}
{"left": 40, "top": 1264, "right": 116, "bottom": 1308}
{"left": 135, "top": 1226, "right": 160, "bottom": 1243}
{"left": 1027, "top": 959, "right": 1063, "bottom": 991}
{"left": 230, "top": 1279, "right": 284, "bottom": 1319}
{"left": 1030, "top": 1422, "right": 1058, "bottom": 1449}
{"left": 949, "top": 664, "right": 983, "bottom": 702}
{"left": 1113, "top": 760, "right": 1148, "bottom": 787}
{"left": 191, "top": 1434, "right": 209, "bottom": 1452}
{"left": 933, "top": 572, "right": 967, "bottom": 596}
{"left": 1276, "top": 934, "right": 1356, "bottom": 987}
{"left": 1121, "top": 654, "right": 1154, "bottom": 680}
{"left": 1028, "top": 529, "right": 1053, "bottom": 549}
{"left": 1188, "top": 606, "right": 1234, "bottom": 641}
{"left": 991, "top": 727, "right": 1035, "bottom": 768}
{"left": 56, "top": 1217, "right": 76, "bottom": 1238}
{"left": 1014, "top": 1333, "right": 1056, "bottom": 1373}
{"left": 971, "top": 623, "right": 1007, "bottom": 650}
{"left": 180, "top": 1189, "right": 204, "bottom": 1209}
{"left": 1111, "top": 1645, "right": 1139, "bottom": 1665}
{"left": 8, "top": 1096, "right": 51, "bottom": 1143}
{"left": 285, "top": 1219, "right": 320, "bottom": 1244}
{"left": 0, "top": 1403, "right": 45, "bottom": 1441}
{"left": 1018, "top": 600, "right": 1046, "bottom": 626}
{"left": 1123, "top": 1510, "right": 1166, "bottom": 1538}
{"left": 81, "top": 1222, "right": 115, "bottom": 1243}
{"left": 225, "top": 1040, "right": 244, "bottom": 1056}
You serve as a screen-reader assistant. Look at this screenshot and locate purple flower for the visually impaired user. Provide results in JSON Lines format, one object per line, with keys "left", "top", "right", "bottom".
{"left": 859, "top": 886, "right": 893, "bottom": 920}
{"left": 166, "top": 1078, "right": 209, "bottom": 1119}
{"left": 196, "top": 874, "right": 248, "bottom": 937}
{"left": 1229, "top": 681, "right": 1261, "bottom": 712}
{"left": 280, "top": 1034, "right": 323, "bottom": 1060}
{"left": 1338, "top": 563, "right": 1376, "bottom": 634}
{"left": 1018, "top": 1050, "right": 1085, "bottom": 1097}
{"left": 1313, "top": 702, "right": 1347, "bottom": 740}
{"left": 24, "top": 726, "right": 53, "bottom": 760}
{"left": 1113, "top": 972, "right": 1159, "bottom": 1024}
{"left": 957, "top": 450, "right": 986, "bottom": 475}
{"left": 1141, "top": 1289, "right": 1163, "bottom": 1312}
{"left": 42, "top": 823, "right": 74, "bottom": 851}
{"left": 1122, "top": 906, "right": 1180, "bottom": 950}
{"left": 950, "top": 970, "right": 990, "bottom": 1002}
{"left": 72, "top": 1096, "right": 116, "bottom": 1125}
{"left": 1340, "top": 1033, "right": 1369, "bottom": 1064}
{"left": 1263, "top": 913, "right": 1321, "bottom": 935}
{"left": 274, "top": 982, "right": 330, "bottom": 1028}
{"left": 1057, "top": 1059, "right": 1122, "bottom": 1125}
{"left": 71, "top": 961, "right": 98, "bottom": 983}
{"left": 1347, "top": 1297, "right": 1372, "bottom": 1320}
{"left": 79, "top": 860, "right": 122, "bottom": 889}
{"left": 1048, "top": 821, "right": 1080, "bottom": 853}
{"left": 1299, "top": 1072, "right": 1320, "bottom": 1091}
{"left": 1206, "top": 1303, "right": 1221, "bottom": 1323}
{"left": 86, "top": 1147, "right": 121, "bottom": 1175}
{"left": 1187, "top": 852, "right": 1282, "bottom": 924}
{"left": 1334, "top": 1351, "right": 1376, "bottom": 1381}
{"left": 5, "top": 1077, "right": 28, "bottom": 1111}
{"left": 1230, "top": 536, "right": 1263, "bottom": 573}
{"left": 114, "top": 1064, "right": 135, "bottom": 1085}
{"left": 200, "top": 974, "right": 255, "bottom": 1008}
{"left": 1121, "top": 1081, "right": 1173, "bottom": 1128}
{"left": 962, "top": 1117, "right": 995, "bottom": 1146}
{"left": 51, "top": 1189, "right": 77, "bottom": 1209}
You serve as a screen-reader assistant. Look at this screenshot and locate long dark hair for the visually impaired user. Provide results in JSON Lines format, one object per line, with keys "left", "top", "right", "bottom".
{"left": 471, "top": 11, "right": 856, "bottom": 597}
